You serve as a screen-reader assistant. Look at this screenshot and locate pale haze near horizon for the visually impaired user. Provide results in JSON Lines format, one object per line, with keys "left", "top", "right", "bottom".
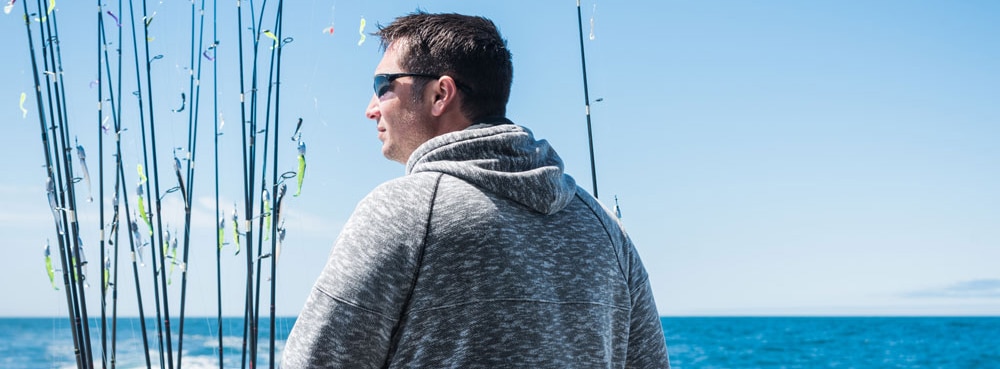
{"left": 0, "top": 0, "right": 997, "bottom": 318}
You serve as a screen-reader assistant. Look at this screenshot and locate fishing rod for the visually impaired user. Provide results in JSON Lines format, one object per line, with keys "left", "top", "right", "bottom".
{"left": 96, "top": 1, "right": 131, "bottom": 366}
{"left": 212, "top": 0, "right": 225, "bottom": 366}
{"left": 117, "top": 149, "right": 155, "bottom": 369}
{"left": 236, "top": 1, "right": 275, "bottom": 367}
{"left": 137, "top": 0, "right": 179, "bottom": 365}
{"left": 576, "top": 0, "right": 599, "bottom": 199}
{"left": 20, "top": 1, "right": 87, "bottom": 367}
{"left": 251, "top": 5, "right": 285, "bottom": 366}
{"left": 249, "top": 3, "right": 291, "bottom": 366}
{"left": 234, "top": 0, "right": 251, "bottom": 367}
{"left": 235, "top": 0, "right": 253, "bottom": 365}
{"left": 96, "top": 1, "right": 109, "bottom": 367}
{"left": 125, "top": 0, "right": 169, "bottom": 366}
{"left": 268, "top": 4, "right": 286, "bottom": 366}
{"left": 96, "top": 5, "right": 156, "bottom": 366}
{"left": 44, "top": 3, "right": 97, "bottom": 366}
{"left": 175, "top": 1, "right": 209, "bottom": 367}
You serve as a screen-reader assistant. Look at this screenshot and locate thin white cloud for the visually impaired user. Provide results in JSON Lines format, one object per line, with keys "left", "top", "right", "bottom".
{"left": 905, "top": 279, "right": 1000, "bottom": 299}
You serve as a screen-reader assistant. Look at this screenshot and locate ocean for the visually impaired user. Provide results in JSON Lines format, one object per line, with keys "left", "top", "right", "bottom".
{"left": 1, "top": 317, "right": 997, "bottom": 368}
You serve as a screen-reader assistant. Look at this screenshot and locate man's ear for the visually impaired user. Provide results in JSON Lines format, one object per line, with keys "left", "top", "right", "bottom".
{"left": 429, "top": 76, "right": 460, "bottom": 117}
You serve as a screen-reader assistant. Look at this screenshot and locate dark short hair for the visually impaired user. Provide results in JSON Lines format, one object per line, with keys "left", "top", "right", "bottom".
{"left": 376, "top": 12, "right": 513, "bottom": 122}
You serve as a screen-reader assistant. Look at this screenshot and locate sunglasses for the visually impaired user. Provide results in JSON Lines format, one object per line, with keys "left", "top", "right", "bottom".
{"left": 373, "top": 73, "right": 440, "bottom": 97}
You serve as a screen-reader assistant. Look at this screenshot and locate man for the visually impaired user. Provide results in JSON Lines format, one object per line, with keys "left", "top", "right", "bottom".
{"left": 283, "top": 12, "right": 669, "bottom": 368}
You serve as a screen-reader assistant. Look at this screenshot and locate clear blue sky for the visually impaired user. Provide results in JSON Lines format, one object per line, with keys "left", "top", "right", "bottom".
{"left": 1, "top": 0, "right": 998, "bottom": 317}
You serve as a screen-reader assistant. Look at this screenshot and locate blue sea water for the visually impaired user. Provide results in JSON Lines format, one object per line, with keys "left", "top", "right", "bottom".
{"left": 1, "top": 316, "right": 997, "bottom": 368}
{"left": 660, "top": 317, "right": 1000, "bottom": 369}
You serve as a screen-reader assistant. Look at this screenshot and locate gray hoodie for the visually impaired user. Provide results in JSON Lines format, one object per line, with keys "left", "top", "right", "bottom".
{"left": 283, "top": 121, "right": 669, "bottom": 368}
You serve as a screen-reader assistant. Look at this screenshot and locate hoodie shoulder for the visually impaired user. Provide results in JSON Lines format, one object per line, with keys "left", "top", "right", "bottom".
{"left": 406, "top": 124, "right": 577, "bottom": 215}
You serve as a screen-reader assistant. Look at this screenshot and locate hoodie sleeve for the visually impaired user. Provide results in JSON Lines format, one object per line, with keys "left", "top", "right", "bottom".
{"left": 283, "top": 173, "right": 441, "bottom": 369}
{"left": 624, "top": 237, "right": 671, "bottom": 368}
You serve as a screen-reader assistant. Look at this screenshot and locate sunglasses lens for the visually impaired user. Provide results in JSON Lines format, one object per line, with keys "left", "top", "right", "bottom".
{"left": 374, "top": 75, "right": 390, "bottom": 97}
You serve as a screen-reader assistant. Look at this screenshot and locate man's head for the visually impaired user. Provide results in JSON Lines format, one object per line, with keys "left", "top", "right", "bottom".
{"left": 365, "top": 12, "right": 513, "bottom": 164}
{"left": 376, "top": 12, "right": 513, "bottom": 121}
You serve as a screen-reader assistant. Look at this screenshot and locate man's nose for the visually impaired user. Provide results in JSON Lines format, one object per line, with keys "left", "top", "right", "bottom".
{"left": 365, "top": 95, "right": 380, "bottom": 120}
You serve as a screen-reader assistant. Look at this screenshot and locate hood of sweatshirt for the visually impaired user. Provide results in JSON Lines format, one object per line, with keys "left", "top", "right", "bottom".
{"left": 406, "top": 120, "right": 577, "bottom": 215}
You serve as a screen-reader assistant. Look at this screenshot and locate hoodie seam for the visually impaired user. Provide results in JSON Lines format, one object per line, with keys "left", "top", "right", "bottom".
{"left": 576, "top": 192, "right": 629, "bottom": 285}
{"left": 383, "top": 173, "right": 442, "bottom": 367}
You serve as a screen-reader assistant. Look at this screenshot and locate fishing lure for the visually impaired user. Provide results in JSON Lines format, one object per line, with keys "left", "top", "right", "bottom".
{"left": 103, "top": 255, "right": 111, "bottom": 292}
{"left": 322, "top": 5, "right": 335, "bottom": 35}
{"left": 202, "top": 50, "right": 214, "bottom": 61}
{"left": 106, "top": 10, "right": 121, "bottom": 27}
{"left": 614, "top": 195, "right": 622, "bottom": 220}
{"left": 357, "top": 17, "right": 366, "bottom": 46}
{"left": 46, "top": 177, "right": 65, "bottom": 235}
{"left": 263, "top": 30, "right": 279, "bottom": 48}
{"left": 173, "top": 156, "right": 187, "bottom": 207}
{"left": 3, "top": 0, "right": 14, "bottom": 15}
{"left": 290, "top": 117, "right": 303, "bottom": 141}
{"left": 231, "top": 203, "right": 240, "bottom": 255}
{"left": 217, "top": 215, "right": 225, "bottom": 250}
{"left": 262, "top": 189, "right": 272, "bottom": 241}
{"left": 19, "top": 92, "right": 27, "bottom": 118}
{"left": 274, "top": 183, "right": 287, "bottom": 228}
{"left": 162, "top": 227, "right": 171, "bottom": 259}
{"left": 275, "top": 219, "right": 286, "bottom": 263}
{"left": 137, "top": 163, "right": 147, "bottom": 185}
{"left": 143, "top": 11, "right": 156, "bottom": 28}
{"left": 171, "top": 93, "right": 186, "bottom": 113}
{"left": 166, "top": 228, "right": 179, "bottom": 284}
{"left": 130, "top": 217, "right": 145, "bottom": 267}
{"left": 295, "top": 140, "right": 306, "bottom": 197}
{"left": 76, "top": 138, "right": 93, "bottom": 202}
{"left": 101, "top": 116, "right": 111, "bottom": 135}
{"left": 44, "top": 239, "right": 59, "bottom": 290}
{"left": 73, "top": 237, "right": 90, "bottom": 289}
{"left": 136, "top": 184, "right": 151, "bottom": 235}
{"left": 590, "top": 3, "right": 597, "bottom": 40}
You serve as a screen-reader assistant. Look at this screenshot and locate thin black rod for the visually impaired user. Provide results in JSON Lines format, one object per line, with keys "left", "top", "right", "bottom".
{"left": 268, "top": 3, "right": 285, "bottom": 366}
{"left": 102, "top": 7, "right": 153, "bottom": 365}
{"left": 576, "top": 0, "right": 599, "bottom": 199}
{"left": 96, "top": 1, "right": 109, "bottom": 367}
{"left": 253, "top": 4, "right": 284, "bottom": 365}
{"left": 175, "top": 0, "right": 208, "bottom": 367}
{"left": 212, "top": 0, "right": 225, "bottom": 367}
{"left": 96, "top": 1, "right": 127, "bottom": 365}
{"left": 47, "top": 6, "right": 96, "bottom": 367}
{"left": 117, "top": 149, "right": 154, "bottom": 369}
{"left": 137, "top": 0, "right": 176, "bottom": 365}
{"left": 125, "top": 0, "right": 168, "bottom": 366}
{"left": 235, "top": 0, "right": 252, "bottom": 366}
{"left": 20, "top": 1, "right": 84, "bottom": 366}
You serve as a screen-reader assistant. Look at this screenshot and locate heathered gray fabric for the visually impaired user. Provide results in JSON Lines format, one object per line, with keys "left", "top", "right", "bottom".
{"left": 283, "top": 121, "right": 669, "bottom": 368}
